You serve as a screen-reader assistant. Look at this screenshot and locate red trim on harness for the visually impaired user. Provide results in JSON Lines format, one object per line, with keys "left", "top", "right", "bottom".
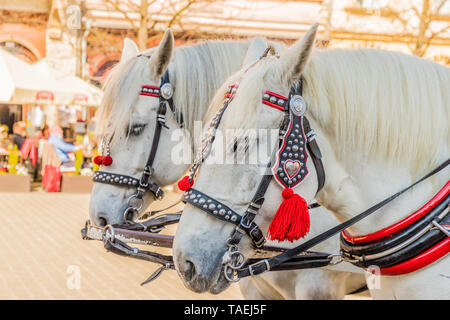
{"left": 263, "top": 100, "right": 284, "bottom": 111}
{"left": 140, "top": 92, "right": 158, "bottom": 97}
{"left": 378, "top": 238, "right": 450, "bottom": 275}
{"left": 265, "top": 91, "right": 288, "bottom": 100}
{"left": 142, "top": 85, "right": 159, "bottom": 90}
{"left": 342, "top": 181, "right": 450, "bottom": 244}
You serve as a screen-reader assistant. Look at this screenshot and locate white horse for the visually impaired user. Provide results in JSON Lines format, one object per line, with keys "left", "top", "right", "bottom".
{"left": 173, "top": 24, "right": 449, "bottom": 299}
{"left": 89, "top": 30, "right": 365, "bottom": 299}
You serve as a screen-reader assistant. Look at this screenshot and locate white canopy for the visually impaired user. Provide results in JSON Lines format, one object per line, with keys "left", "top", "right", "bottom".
{"left": 0, "top": 49, "right": 102, "bottom": 106}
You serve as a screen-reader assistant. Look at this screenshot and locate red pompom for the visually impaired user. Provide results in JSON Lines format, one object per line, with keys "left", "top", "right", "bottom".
{"left": 282, "top": 188, "right": 294, "bottom": 199}
{"left": 267, "top": 188, "right": 310, "bottom": 242}
{"left": 93, "top": 156, "right": 103, "bottom": 165}
{"left": 178, "top": 175, "right": 194, "bottom": 191}
{"left": 102, "top": 155, "right": 113, "bottom": 166}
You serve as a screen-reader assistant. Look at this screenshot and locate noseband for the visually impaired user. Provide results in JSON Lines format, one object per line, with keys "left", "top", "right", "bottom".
{"left": 93, "top": 68, "right": 183, "bottom": 221}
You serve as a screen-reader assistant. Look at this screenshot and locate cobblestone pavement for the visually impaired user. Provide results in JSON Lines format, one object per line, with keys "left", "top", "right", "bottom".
{"left": 0, "top": 191, "right": 243, "bottom": 300}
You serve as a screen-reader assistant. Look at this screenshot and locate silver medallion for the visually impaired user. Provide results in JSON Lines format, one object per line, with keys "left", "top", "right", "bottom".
{"left": 290, "top": 95, "right": 306, "bottom": 116}
{"left": 160, "top": 83, "right": 173, "bottom": 99}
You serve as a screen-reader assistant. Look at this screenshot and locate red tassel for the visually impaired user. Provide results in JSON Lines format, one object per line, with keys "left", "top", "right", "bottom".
{"left": 93, "top": 156, "right": 103, "bottom": 165}
{"left": 267, "top": 188, "right": 310, "bottom": 242}
{"left": 102, "top": 155, "right": 113, "bottom": 166}
{"left": 178, "top": 175, "right": 194, "bottom": 191}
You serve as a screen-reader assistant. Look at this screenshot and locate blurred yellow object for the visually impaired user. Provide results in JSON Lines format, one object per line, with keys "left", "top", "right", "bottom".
{"left": 74, "top": 149, "right": 83, "bottom": 174}
{"left": 75, "top": 135, "right": 84, "bottom": 144}
{"left": 8, "top": 144, "right": 18, "bottom": 174}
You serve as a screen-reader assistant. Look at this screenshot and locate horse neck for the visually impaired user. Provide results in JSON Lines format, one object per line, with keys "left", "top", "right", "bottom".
{"left": 169, "top": 41, "right": 251, "bottom": 146}
{"left": 302, "top": 50, "right": 450, "bottom": 236}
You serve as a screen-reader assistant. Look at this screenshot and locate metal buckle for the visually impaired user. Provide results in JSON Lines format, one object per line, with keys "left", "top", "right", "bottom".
{"left": 306, "top": 129, "right": 317, "bottom": 142}
{"left": 240, "top": 217, "right": 252, "bottom": 229}
{"left": 248, "top": 259, "right": 270, "bottom": 276}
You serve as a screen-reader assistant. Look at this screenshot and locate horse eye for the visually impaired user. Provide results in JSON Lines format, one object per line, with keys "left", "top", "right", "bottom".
{"left": 128, "top": 124, "right": 146, "bottom": 136}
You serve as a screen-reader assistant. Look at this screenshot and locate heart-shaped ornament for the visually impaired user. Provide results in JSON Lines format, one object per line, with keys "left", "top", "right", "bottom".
{"left": 285, "top": 160, "right": 301, "bottom": 179}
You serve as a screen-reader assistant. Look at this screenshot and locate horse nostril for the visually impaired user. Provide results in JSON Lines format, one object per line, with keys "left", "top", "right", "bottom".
{"left": 97, "top": 217, "right": 108, "bottom": 227}
{"left": 184, "top": 260, "right": 196, "bottom": 282}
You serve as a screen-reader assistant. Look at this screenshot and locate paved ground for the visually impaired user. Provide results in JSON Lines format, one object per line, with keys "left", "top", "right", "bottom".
{"left": 0, "top": 191, "right": 244, "bottom": 300}
{"left": 0, "top": 190, "right": 370, "bottom": 300}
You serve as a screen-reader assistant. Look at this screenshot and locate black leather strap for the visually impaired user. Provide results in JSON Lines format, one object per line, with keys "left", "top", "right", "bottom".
{"left": 236, "top": 158, "right": 450, "bottom": 278}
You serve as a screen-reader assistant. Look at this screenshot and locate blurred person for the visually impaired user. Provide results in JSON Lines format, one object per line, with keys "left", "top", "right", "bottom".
{"left": 48, "top": 125, "right": 80, "bottom": 165}
{"left": 12, "top": 121, "right": 26, "bottom": 149}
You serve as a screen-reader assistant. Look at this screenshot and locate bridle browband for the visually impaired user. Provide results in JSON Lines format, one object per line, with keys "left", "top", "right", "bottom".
{"left": 93, "top": 65, "right": 183, "bottom": 221}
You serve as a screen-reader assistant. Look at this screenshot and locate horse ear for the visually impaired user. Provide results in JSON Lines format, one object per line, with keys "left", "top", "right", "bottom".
{"left": 148, "top": 29, "right": 174, "bottom": 78}
{"left": 243, "top": 37, "right": 268, "bottom": 66}
{"left": 121, "top": 38, "right": 139, "bottom": 62}
{"left": 277, "top": 23, "right": 318, "bottom": 87}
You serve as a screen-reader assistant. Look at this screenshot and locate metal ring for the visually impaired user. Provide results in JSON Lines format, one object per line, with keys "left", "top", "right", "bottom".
{"left": 227, "top": 251, "right": 246, "bottom": 270}
{"left": 123, "top": 207, "right": 139, "bottom": 223}
{"left": 103, "top": 224, "right": 115, "bottom": 243}
{"left": 127, "top": 194, "right": 143, "bottom": 211}
{"left": 223, "top": 265, "right": 240, "bottom": 283}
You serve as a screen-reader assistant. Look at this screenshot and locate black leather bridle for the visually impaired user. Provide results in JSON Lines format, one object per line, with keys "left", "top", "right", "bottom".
{"left": 181, "top": 65, "right": 450, "bottom": 282}
{"left": 182, "top": 71, "right": 330, "bottom": 281}
{"left": 93, "top": 67, "right": 183, "bottom": 222}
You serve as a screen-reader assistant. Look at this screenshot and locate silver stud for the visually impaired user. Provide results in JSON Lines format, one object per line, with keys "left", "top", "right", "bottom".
{"left": 199, "top": 198, "right": 206, "bottom": 204}
{"left": 231, "top": 215, "right": 238, "bottom": 222}
{"left": 219, "top": 209, "right": 226, "bottom": 215}
{"left": 114, "top": 177, "right": 119, "bottom": 182}
{"left": 277, "top": 99, "right": 284, "bottom": 106}
{"left": 123, "top": 178, "right": 128, "bottom": 183}
{"left": 292, "top": 145, "right": 299, "bottom": 152}
{"left": 263, "top": 93, "right": 269, "bottom": 100}
{"left": 213, "top": 210, "right": 218, "bottom": 215}
{"left": 225, "top": 215, "right": 230, "bottom": 220}
{"left": 189, "top": 194, "right": 196, "bottom": 200}
{"left": 208, "top": 203, "right": 216, "bottom": 210}
{"left": 270, "top": 96, "right": 277, "bottom": 103}
{"left": 203, "top": 204, "right": 208, "bottom": 209}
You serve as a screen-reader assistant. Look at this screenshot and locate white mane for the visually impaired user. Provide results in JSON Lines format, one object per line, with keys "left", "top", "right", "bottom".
{"left": 213, "top": 48, "right": 450, "bottom": 175}
{"left": 96, "top": 40, "right": 255, "bottom": 143}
